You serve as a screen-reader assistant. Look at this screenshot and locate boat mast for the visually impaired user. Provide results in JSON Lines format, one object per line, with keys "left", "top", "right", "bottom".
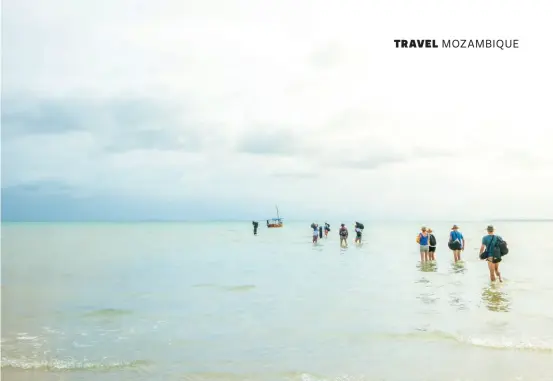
{"left": 275, "top": 205, "right": 280, "bottom": 220}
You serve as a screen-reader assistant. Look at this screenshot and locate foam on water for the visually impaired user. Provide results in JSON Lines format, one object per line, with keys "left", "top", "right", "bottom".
{"left": 1, "top": 356, "right": 151, "bottom": 371}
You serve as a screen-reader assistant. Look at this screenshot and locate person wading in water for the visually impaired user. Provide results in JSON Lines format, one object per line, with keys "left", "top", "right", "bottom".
{"left": 428, "top": 228, "right": 437, "bottom": 260}
{"left": 311, "top": 223, "right": 319, "bottom": 244}
{"left": 479, "top": 225, "right": 508, "bottom": 283}
{"left": 416, "top": 226, "right": 430, "bottom": 262}
{"left": 448, "top": 224, "right": 465, "bottom": 263}
{"left": 339, "top": 224, "right": 348, "bottom": 247}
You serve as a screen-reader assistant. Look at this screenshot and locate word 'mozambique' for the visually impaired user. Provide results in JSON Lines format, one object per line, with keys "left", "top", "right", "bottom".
{"left": 394, "top": 39, "right": 519, "bottom": 50}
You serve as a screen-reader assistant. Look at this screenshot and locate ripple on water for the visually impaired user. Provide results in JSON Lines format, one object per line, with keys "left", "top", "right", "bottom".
{"left": 1, "top": 356, "right": 153, "bottom": 372}
{"left": 191, "top": 284, "right": 256, "bottom": 292}
{"left": 82, "top": 308, "right": 133, "bottom": 318}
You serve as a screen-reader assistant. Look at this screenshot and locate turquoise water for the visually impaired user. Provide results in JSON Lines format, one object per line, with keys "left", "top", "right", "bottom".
{"left": 2, "top": 221, "right": 553, "bottom": 381}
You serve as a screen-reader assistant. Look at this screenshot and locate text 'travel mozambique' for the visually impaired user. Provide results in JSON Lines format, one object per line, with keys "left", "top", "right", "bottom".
{"left": 394, "top": 39, "right": 519, "bottom": 50}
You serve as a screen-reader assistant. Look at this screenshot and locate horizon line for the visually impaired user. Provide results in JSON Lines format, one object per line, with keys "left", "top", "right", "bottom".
{"left": 2, "top": 218, "right": 552, "bottom": 224}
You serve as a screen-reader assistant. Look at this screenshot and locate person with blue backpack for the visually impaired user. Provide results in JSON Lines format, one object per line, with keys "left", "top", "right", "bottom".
{"left": 479, "top": 225, "right": 509, "bottom": 283}
{"left": 448, "top": 224, "right": 465, "bottom": 263}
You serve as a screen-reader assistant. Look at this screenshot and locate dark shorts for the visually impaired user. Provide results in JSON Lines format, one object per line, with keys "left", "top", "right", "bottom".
{"left": 429, "top": 246, "right": 436, "bottom": 252}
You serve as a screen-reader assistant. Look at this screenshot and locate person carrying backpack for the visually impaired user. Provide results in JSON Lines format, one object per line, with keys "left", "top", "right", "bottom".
{"left": 339, "top": 224, "right": 349, "bottom": 248}
{"left": 448, "top": 224, "right": 465, "bottom": 263}
{"left": 479, "top": 225, "right": 509, "bottom": 282}
{"left": 428, "top": 228, "right": 437, "bottom": 260}
{"left": 312, "top": 224, "right": 319, "bottom": 244}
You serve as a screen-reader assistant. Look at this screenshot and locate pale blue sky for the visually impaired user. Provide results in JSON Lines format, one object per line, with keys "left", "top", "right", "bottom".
{"left": 2, "top": 0, "right": 553, "bottom": 221}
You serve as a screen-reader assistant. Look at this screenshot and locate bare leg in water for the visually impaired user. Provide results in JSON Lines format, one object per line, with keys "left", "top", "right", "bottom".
{"left": 487, "top": 260, "right": 502, "bottom": 282}
{"left": 453, "top": 250, "right": 461, "bottom": 262}
{"left": 429, "top": 250, "right": 436, "bottom": 261}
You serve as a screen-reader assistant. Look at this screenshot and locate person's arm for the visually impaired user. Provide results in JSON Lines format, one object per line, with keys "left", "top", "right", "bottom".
{"left": 479, "top": 237, "right": 486, "bottom": 256}
{"left": 462, "top": 235, "right": 465, "bottom": 250}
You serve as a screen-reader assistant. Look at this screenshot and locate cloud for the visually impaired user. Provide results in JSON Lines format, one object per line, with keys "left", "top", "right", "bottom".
{"left": 2, "top": 0, "right": 553, "bottom": 221}
{"left": 309, "top": 41, "right": 345, "bottom": 69}
{"left": 0, "top": 180, "right": 268, "bottom": 221}
{"left": 334, "top": 154, "right": 408, "bottom": 170}
{"left": 272, "top": 172, "right": 319, "bottom": 179}
{"left": 236, "top": 128, "right": 299, "bottom": 156}
{"left": 5, "top": 180, "right": 74, "bottom": 195}
{"left": 1, "top": 97, "right": 206, "bottom": 153}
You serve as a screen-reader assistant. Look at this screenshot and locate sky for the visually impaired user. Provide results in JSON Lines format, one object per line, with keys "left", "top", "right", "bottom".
{"left": 2, "top": 0, "right": 553, "bottom": 221}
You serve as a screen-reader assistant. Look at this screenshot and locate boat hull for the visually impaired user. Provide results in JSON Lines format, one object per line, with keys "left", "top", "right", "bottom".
{"left": 267, "top": 224, "right": 283, "bottom": 228}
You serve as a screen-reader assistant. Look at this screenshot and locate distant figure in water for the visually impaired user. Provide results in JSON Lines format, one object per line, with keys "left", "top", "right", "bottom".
{"left": 312, "top": 223, "right": 319, "bottom": 243}
{"left": 428, "top": 228, "right": 437, "bottom": 260}
{"left": 252, "top": 221, "right": 259, "bottom": 235}
{"left": 266, "top": 220, "right": 270, "bottom": 227}
{"left": 417, "top": 226, "right": 430, "bottom": 262}
{"left": 354, "top": 226, "right": 362, "bottom": 244}
{"left": 479, "top": 225, "right": 504, "bottom": 283}
{"left": 339, "top": 223, "right": 348, "bottom": 247}
{"left": 448, "top": 224, "right": 465, "bottom": 263}
{"left": 324, "top": 222, "right": 330, "bottom": 237}
{"left": 319, "top": 225, "right": 323, "bottom": 239}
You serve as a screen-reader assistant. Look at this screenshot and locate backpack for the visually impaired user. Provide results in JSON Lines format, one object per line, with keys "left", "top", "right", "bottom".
{"left": 479, "top": 235, "right": 507, "bottom": 260}
{"left": 497, "top": 236, "right": 509, "bottom": 256}
{"left": 429, "top": 234, "right": 436, "bottom": 246}
{"left": 340, "top": 228, "right": 348, "bottom": 237}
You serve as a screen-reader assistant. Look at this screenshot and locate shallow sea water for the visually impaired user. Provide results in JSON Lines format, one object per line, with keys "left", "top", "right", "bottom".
{"left": 2, "top": 221, "right": 553, "bottom": 381}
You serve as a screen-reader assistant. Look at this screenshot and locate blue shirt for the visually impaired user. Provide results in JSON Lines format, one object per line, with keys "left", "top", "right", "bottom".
{"left": 450, "top": 230, "right": 464, "bottom": 242}
{"left": 482, "top": 234, "right": 502, "bottom": 256}
{"left": 419, "top": 233, "right": 429, "bottom": 245}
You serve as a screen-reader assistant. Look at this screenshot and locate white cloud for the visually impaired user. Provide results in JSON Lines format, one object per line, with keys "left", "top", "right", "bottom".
{"left": 2, "top": 0, "right": 553, "bottom": 220}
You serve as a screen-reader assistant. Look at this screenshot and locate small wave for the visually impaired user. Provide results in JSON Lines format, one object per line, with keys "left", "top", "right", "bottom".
{"left": 381, "top": 330, "right": 553, "bottom": 352}
{"left": 16, "top": 335, "right": 38, "bottom": 341}
{"left": 181, "top": 371, "right": 326, "bottom": 381}
{"left": 181, "top": 372, "right": 367, "bottom": 381}
{"left": 82, "top": 308, "right": 132, "bottom": 318}
{"left": 43, "top": 326, "right": 63, "bottom": 334}
{"left": 466, "top": 336, "right": 553, "bottom": 352}
{"left": 1, "top": 357, "right": 151, "bottom": 371}
{"left": 191, "top": 284, "right": 256, "bottom": 292}
{"left": 192, "top": 283, "right": 219, "bottom": 288}
{"left": 182, "top": 372, "right": 257, "bottom": 381}
{"left": 224, "top": 285, "right": 256, "bottom": 292}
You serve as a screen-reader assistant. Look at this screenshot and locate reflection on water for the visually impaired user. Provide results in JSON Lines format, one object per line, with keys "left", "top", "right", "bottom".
{"left": 417, "top": 292, "right": 439, "bottom": 304}
{"left": 449, "top": 292, "right": 468, "bottom": 311}
{"left": 417, "top": 261, "right": 437, "bottom": 273}
{"left": 449, "top": 261, "right": 467, "bottom": 274}
{"left": 481, "top": 284, "right": 511, "bottom": 312}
